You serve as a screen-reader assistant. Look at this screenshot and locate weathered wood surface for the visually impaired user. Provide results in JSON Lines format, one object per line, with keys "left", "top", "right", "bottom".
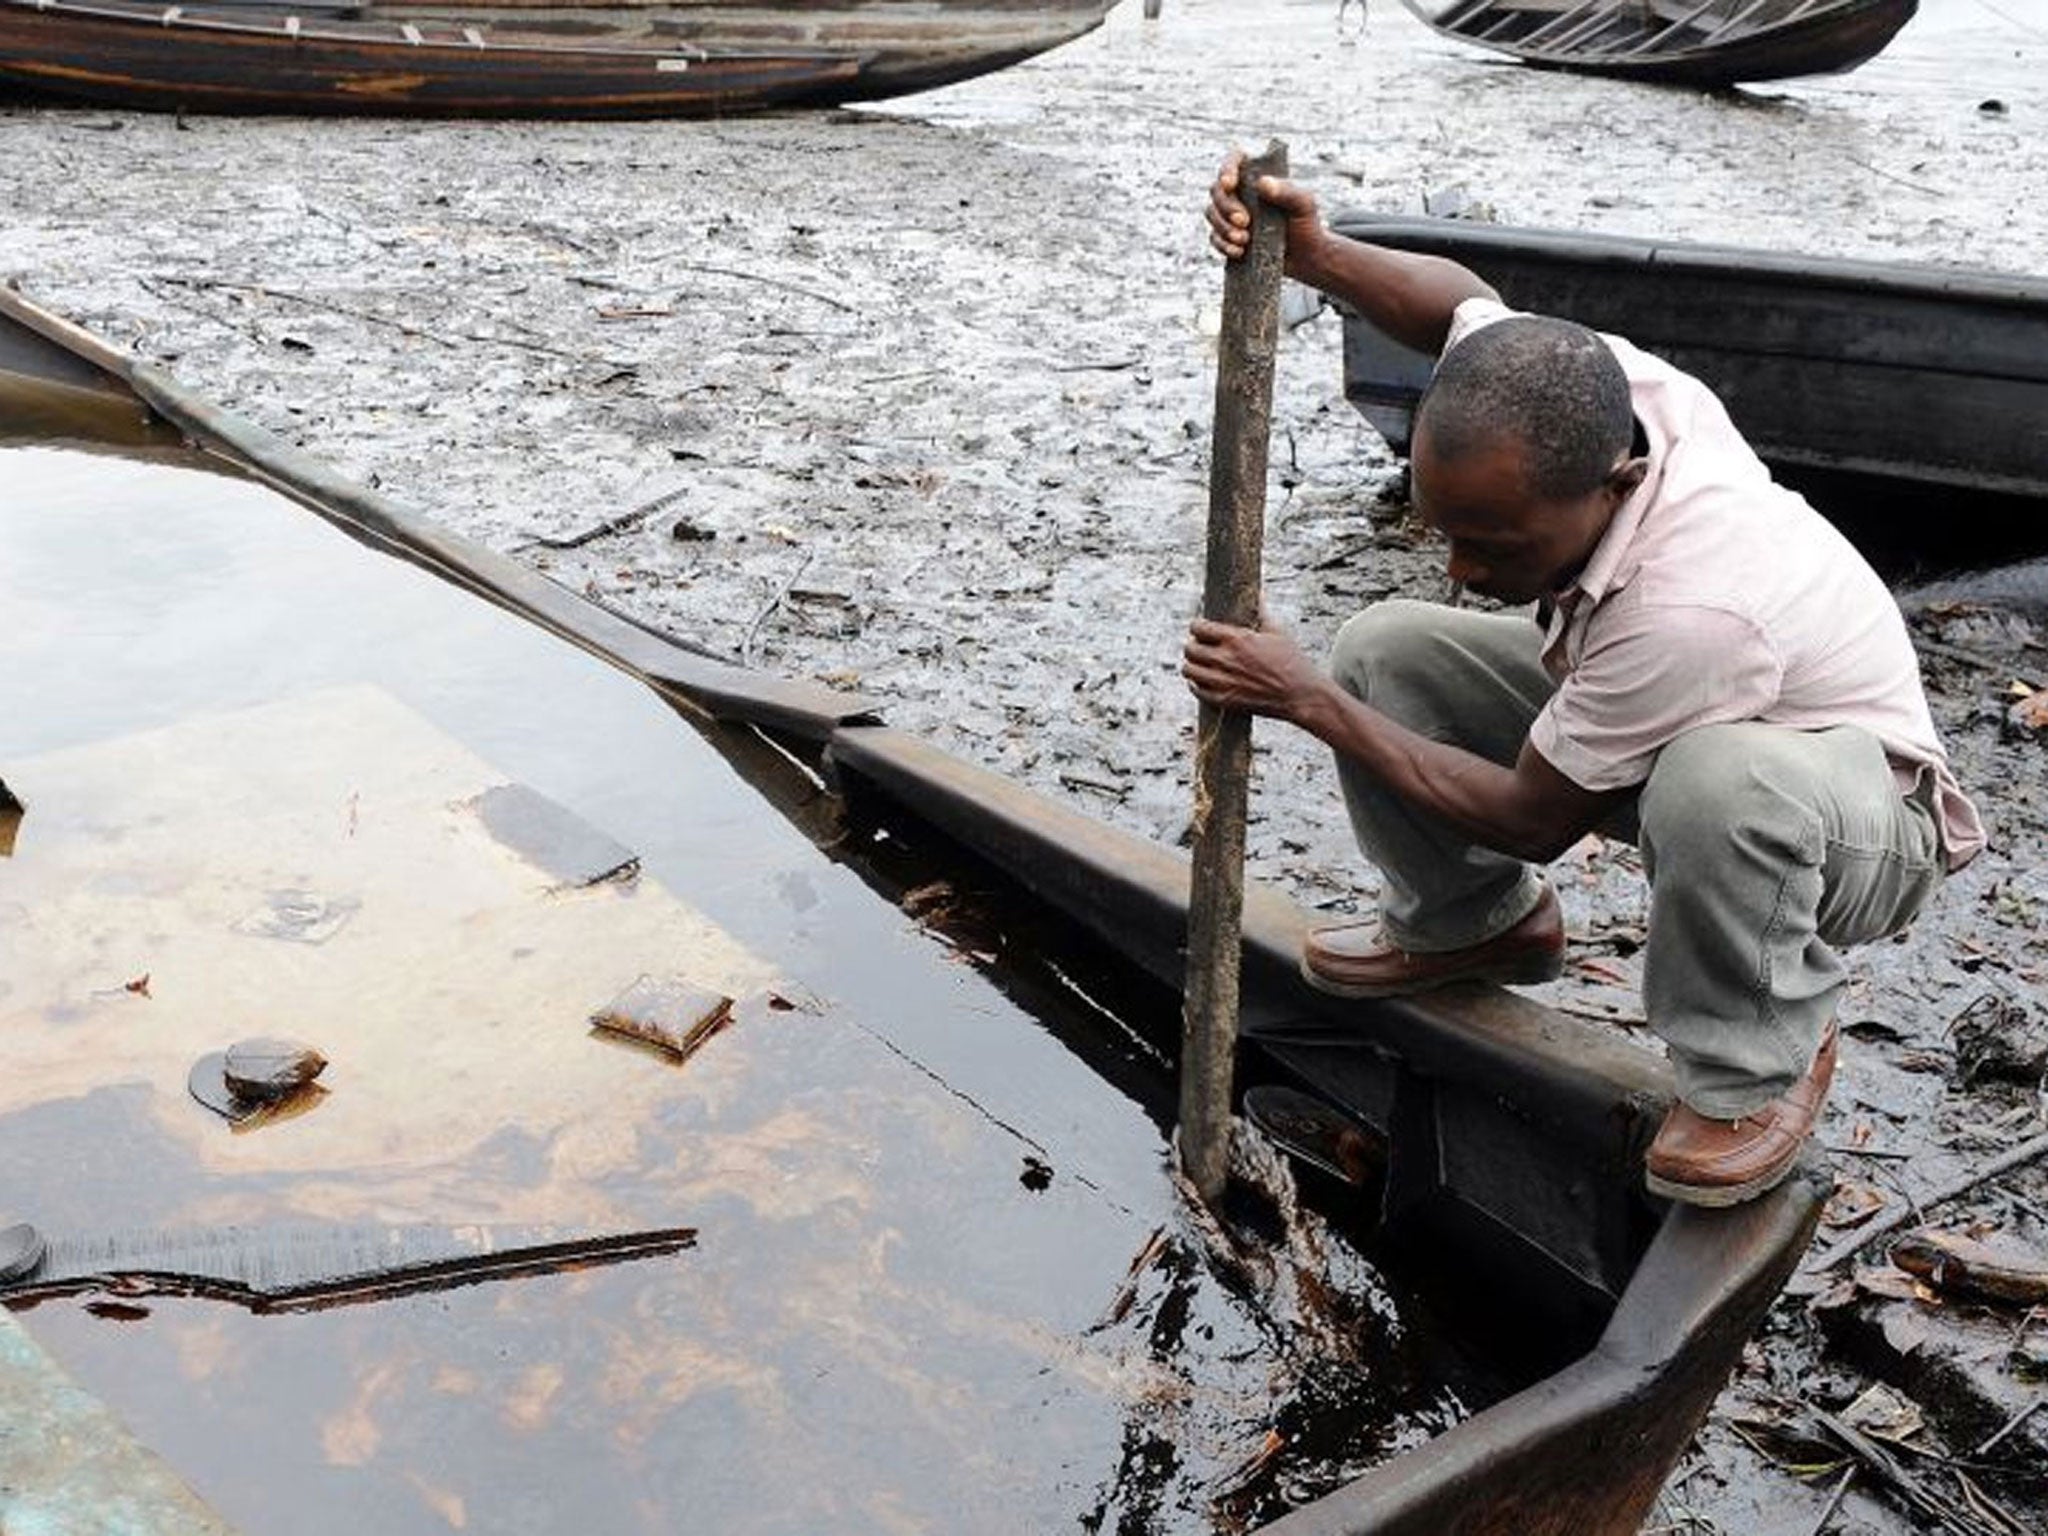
{"left": 0, "top": 0, "right": 1114, "bottom": 116}
{"left": 1179, "top": 141, "right": 1287, "bottom": 1206}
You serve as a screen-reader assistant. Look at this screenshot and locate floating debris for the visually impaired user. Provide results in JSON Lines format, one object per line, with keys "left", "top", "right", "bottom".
{"left": 232, "top": 889, "right": 359, "bottom": 945}
{"left": 188, "top": 1039, "right": 329, "bottom": 1125}
{"left": 0, "top": 1222, "right": 698, "bottom": 1310}
{"left": 1242, "top": 1084, "right": 1387, "bottom": 1187}
{"left": 472, "top": 782, "right": 639, "bottom": 888}
{"left": 224, "top": 1037, "right": 329, "bottom": 1102}
{"left": 0, "top": 1222, "right": 46, "bottom": 1283}
{"left": 590, "top": 975, "right": 733, "bottom": 1064}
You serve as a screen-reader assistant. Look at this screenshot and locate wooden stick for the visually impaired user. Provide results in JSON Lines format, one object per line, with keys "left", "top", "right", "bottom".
{"left": 1804, "top": 1130, "right": 2048, "bottom": 1276}
{"left": 1178, "top": 140, "right": 1288, "bottom": 1206}
{"left": 1802, "top": 1466, "right": 1855, "bottom": 1536}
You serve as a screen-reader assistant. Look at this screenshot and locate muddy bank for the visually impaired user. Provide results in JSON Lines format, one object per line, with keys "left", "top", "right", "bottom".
{"left": 2, "top": 0, "right": 2047, "bottom": 1528}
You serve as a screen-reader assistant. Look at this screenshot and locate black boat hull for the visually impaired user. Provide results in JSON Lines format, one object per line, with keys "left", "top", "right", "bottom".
{"left": 1403, "top": 0, "right": 1918, "bottom": 86}
{"left": 1331, "top": 211, "right": 2048, "bottom": 568}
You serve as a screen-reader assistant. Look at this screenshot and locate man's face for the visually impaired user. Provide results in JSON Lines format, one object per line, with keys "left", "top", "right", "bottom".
{"left": 1411, "top": 426, "right": 1628, "bottom": 606}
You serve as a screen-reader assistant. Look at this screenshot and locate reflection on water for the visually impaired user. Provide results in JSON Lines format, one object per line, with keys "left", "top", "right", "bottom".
{"left": 0, "top": 445, "right": 1483, "bottom": 1533}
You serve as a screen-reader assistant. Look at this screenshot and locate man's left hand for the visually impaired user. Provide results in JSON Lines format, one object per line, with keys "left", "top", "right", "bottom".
{"left": 1181, "top": 616, "right": 1327, "bottom": 723}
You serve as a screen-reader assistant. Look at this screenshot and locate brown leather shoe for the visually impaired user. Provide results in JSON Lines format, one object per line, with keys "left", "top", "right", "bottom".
{"left": 1644, "top": 1021, "right": 1838, "bottom": 1208}
{"left": 1299, "top": 887, "right": 1565, "bottom": 999}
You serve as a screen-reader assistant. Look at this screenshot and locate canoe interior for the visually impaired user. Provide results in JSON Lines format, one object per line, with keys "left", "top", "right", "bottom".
{"left": 1, "top": 433, "right": 1498, "bottom": 1533}
{"left": 1403, "top": 0, "right": 1919, "bottom": 84}
{"left": 0, "top": 0, "right": 1112, "bottom": 116}
{"left": 1331, "top": 210, "right": 2048, "bottom": 573}
{"left": 0, "top": 289, "right": 1822, "bottom": 1536}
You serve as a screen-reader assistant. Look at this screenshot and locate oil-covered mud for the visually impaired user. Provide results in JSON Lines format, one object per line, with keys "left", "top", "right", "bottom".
{"left": 1, "top": 0, "right": 2046, "bottom": 1527}
{"left": 0, "top": 447, "right": 1479, "bottom": 1534}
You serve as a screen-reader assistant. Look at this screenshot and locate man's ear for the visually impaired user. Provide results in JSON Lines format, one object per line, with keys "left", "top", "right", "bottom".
{"left": 1607, "top": 456, "right": 1649, "bottom": 503}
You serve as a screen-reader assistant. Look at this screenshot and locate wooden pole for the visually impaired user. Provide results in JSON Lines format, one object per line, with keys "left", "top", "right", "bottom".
{"left": 1178, "top": 140, "right": 1288, "bottom": 1206}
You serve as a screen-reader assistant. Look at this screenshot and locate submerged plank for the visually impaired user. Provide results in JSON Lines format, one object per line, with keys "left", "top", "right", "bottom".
{"left": 1, "top": 1223, "right": 699, "bottom": 1309}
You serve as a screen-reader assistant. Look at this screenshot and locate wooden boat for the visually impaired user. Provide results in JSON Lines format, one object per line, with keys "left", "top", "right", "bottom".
{"left": 1331, "top": 209, "right": 2048, "bottom": 570}
{"left": 1400, "top": 0, "right": 1918, "bottom": 85}
{"left": 0, "top": 0, "right": 1111, "bottom": 116}
{"left": 375, "top": 0, "right": 1122, "bottom": 103}
{"left": 0, "top": 286, "right": 1820, "bottom": 1535}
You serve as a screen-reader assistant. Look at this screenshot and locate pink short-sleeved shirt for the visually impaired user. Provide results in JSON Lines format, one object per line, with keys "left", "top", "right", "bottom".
{"left": 1443, "top": 298, "right": 1985, "bottom": 871}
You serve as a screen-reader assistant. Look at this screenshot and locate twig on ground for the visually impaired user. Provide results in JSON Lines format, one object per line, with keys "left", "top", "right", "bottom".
{"left": 513, "top": 484, "right": 689, "bottom": 552}
{"left": 143, "top": 273, "right": 597, "bottom": 360}
{"left": 1059, "top": 771, "right": 1131, "bottom": 800}
{"left": 1974, "top": 1397, "right": 2043, "bottom": 1458}
{"left": 1813, "top": 1410, "right": 2006, "bottom": 1536}
{"left": 1803, "top": 1466, "right": 1856, "bottom": 1536}
{"left": 1953, "top": 1468, "right": 2026, "bottom": 1536}
{"left": 1805, "top": 1131, "right": 2048, "bottom": 1276}
{"left": 741, "top": 550, "right": 815, "bottom": 668}
{"left": 1913, "top": 634, "right": 2041, "bottom": 683}
{"left": 1826, "top": 149, "right": 1947, "bottom": 197}
{"left": 145, "top": 273, "right": 459, "bottom": 347}
{"left": 664, "top": 259, "right": 854, "bottom": 315}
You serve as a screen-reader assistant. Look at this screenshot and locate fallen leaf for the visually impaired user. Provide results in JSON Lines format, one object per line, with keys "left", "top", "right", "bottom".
{"left": 124, "top": 973, "right": 152, "bottom": 999}
{"left": 1851, "top": 1265, "right": 1927, "bottom": 1302}
{"left": 1841, "top": 1382, "right": 1924, "bottom": 1444}
{"left": 1823, "top": 1180, "right": 1888, "bottom": 1229}
{"left": 2009, "top": 687, "right": 2048, "bottom": 732}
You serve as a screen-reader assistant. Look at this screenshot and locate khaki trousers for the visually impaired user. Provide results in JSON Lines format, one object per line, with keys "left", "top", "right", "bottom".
{"left": 1327, "top": 598, "right": 1945, "bottom": 1117}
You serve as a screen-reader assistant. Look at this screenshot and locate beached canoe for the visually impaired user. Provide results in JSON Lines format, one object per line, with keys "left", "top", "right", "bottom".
{"left": 0, "top": 0, "right": 1110, "bottom": 116}
{"left": 1331, "top": 209, "right": 2048, "bottom": 570}
{"left": 0, "top": 284, "right": 1820, "bottom": 1536}
{"left": 1400, "top": 0, "right": 1918, "bottom": 85}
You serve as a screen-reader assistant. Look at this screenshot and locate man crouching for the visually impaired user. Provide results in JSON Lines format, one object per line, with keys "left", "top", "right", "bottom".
{"left": 1184, "top": 152, "right": 1984, "bottom": 1207}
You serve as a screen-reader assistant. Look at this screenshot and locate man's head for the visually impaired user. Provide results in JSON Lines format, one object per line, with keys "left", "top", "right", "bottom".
{"left": 1411, "top": 316, "right": 1646, "bottom": 605}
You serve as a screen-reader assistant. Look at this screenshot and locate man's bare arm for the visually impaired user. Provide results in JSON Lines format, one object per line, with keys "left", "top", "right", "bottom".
{"left": 1206, "top": 150, "right": 1499, "bottom": 355}
{"left": 1181, "top": 617, "right": 1626, "bottom": 862}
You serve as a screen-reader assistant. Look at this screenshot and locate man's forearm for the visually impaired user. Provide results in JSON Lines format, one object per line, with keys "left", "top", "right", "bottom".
{"left": 1292, "top": 236, "right": 1500, "bottom": 356}
{"left": 1292, "top": 676, "right": 1575, "bottom": 863}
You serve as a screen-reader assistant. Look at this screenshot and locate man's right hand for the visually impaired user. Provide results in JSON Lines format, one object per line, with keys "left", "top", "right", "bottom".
{"left": 1206, "top": 149, "right": 1325, "bottom": 279}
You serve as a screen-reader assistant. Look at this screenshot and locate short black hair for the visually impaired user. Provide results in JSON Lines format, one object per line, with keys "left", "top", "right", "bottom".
{"left": 1415, "top": 315, "right": 1634, "bottom": 501}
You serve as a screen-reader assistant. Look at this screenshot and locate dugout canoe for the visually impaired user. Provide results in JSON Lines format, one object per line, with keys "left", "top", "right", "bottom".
{"left": 0, "top": 285, "right": 1821, "bottom": 1535}
{"left": 1330, "top": 209, "right": 2048, "bottom": 570}
{"left": 1402, "top": 0, "right": 1917, "bottom": 85}
{"left": 0, "top": 0, "right": 1110, "bottom": 116}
